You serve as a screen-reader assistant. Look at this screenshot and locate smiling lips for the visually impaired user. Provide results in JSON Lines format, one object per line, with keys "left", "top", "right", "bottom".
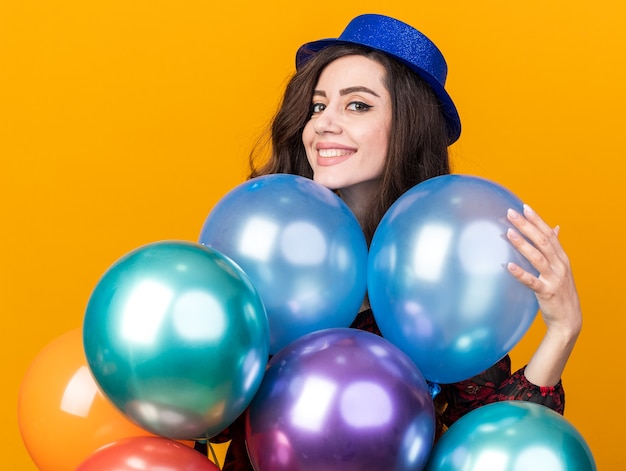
{"left": 316, "top": 145, "right": 355, "bottom": 166}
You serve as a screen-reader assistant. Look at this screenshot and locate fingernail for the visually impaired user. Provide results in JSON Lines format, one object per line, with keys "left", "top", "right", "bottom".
{"left": 554, "top": 225, "right": 560, "bottom": 236}
{"left": 523, "top": 204, "right": 535, "bottom": 215}
{"left": 507, "top": 208, "right": 519, "bottom": 219}
{"left": 507, "top": 228, "right": 519, "bottom": 240}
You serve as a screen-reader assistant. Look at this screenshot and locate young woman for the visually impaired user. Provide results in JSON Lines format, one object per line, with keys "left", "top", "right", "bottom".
{"left": 210, "top": 14, "right": 582, "bottom": 470}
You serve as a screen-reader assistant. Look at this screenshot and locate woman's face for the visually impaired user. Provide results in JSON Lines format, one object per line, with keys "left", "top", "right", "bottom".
{"left": 302, "top": 55, "right": 392, "bottom": 205}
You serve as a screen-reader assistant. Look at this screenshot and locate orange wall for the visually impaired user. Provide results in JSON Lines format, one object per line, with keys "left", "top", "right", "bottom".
{"left": 2, "top": 1, "right": 622, "bottom": 469}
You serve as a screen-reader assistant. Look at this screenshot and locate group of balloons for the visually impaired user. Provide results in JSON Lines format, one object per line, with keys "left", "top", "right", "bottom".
{"left": 18, "top": 174, "right": 595, "bottom": 470}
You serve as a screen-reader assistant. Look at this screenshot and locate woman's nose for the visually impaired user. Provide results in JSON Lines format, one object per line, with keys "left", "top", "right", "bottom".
{"left": 313, "top": 107, "right": 342, "bottom": 134}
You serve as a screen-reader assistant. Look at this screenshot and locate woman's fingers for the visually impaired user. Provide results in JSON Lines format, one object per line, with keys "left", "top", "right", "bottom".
{"left": 505, "top": 205, "right": 581, "bottom": 331}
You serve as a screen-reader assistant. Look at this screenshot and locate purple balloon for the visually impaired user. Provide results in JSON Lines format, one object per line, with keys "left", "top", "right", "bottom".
{"left": 246, "top": 328, "right": 435, "bottom": 471}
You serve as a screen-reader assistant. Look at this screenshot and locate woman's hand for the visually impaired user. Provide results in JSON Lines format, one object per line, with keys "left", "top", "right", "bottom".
{"left": 505, "top": 204, "right": 582, "bottom": 387}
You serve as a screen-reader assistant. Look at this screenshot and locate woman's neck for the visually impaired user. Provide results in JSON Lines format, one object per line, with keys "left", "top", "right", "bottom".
{"left": 337, "top": 178, "right": 380, "bottom": 226}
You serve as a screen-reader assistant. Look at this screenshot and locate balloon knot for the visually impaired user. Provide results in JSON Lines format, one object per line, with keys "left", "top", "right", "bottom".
{"left": 427, "top": 381, "right": 441, "bottom": 399}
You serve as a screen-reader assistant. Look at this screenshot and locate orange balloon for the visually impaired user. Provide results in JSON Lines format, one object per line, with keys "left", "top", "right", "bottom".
{"left": 18, "top": 329, "right": 190, "bottom": 471}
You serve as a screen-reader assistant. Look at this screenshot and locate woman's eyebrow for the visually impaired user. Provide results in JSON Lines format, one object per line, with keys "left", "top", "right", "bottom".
{"left": 312, "top": 87, "right": 381, "bottom": 98}
{"left": 340, "top": 86, "right": 380, "bottom": 97}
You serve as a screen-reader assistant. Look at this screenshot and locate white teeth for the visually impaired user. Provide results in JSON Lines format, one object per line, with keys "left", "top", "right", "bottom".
{"left": 319, "top": 149, "right": 351, "bottom": 158}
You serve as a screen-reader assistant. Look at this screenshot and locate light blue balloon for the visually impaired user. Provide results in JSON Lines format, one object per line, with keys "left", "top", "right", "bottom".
{"left": 199, "top": 174, "right": 368, "bottom": 354}
{"left": 426, "top": 401, "right": 596, "bottom": 470}
{"left": 83, "top": 241, "right": 269, "bottom": 440}
{"left": 368, "top": 175, "right": 539, "bottom": 384}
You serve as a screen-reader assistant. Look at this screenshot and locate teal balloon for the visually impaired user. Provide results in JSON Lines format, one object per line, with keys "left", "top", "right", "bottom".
{"left": 426, "top": 401, "right": 596, "bottom": 471}
{"left": 83, "top": 241, "right": 270, "bottom": 440}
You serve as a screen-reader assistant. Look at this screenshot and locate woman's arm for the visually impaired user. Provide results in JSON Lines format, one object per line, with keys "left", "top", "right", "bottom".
{"left": 506, "top": 204, "right": 582, "bottom": 387}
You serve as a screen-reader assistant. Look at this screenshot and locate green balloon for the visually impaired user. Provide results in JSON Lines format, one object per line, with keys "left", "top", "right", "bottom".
{"left": 83, "top": 241, "right": 269, "bottom": 440}
{"left": 426, "top": 401, "right": 596, "bottom": 470}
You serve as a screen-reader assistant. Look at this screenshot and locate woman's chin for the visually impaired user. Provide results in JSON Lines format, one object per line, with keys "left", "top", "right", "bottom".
{"left": 312, "top": 174, "right": 342, "bottom": 191}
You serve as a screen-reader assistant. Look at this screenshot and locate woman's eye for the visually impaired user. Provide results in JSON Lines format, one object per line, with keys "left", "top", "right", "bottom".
{"left": 347, "top": 101, "right": 372, "bottom": 112}
{"left": 311, "top": 103, "right": 326, "bottom": 114}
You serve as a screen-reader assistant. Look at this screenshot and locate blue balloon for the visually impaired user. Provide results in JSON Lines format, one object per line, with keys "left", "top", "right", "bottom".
{"left": 246, "top": 328, "right": 436, "bottom": 471}
{"left": 83, "top": 241, "right": 269, "bottom": 440}
{"left": 199, "top": 174, "right": 368, "bottom": 354}
{"left": 426, "top": 401, "right": 596, "bottom": 470}
{"left": 368, "top": 175, "right": 539, "bottom": 384}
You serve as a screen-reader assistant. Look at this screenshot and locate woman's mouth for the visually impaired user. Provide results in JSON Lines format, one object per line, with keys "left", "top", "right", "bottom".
{"left": 319, "top": 149, "right": 353, "bottom": 158}
{"left": 316, "top": 148, "right": 355, "bottom": 166}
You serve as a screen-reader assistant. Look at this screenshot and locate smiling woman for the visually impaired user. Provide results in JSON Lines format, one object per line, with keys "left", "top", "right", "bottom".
{"left": 214, "top": 12, "right": 584, "bottom": 471}
{"left": 251, "top": 36, "right": 451, "bottom": 243}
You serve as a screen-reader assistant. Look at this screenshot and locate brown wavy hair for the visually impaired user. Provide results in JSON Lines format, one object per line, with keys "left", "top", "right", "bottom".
{"left": 249, "top": 44, "right": 451, "bottom": 243}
